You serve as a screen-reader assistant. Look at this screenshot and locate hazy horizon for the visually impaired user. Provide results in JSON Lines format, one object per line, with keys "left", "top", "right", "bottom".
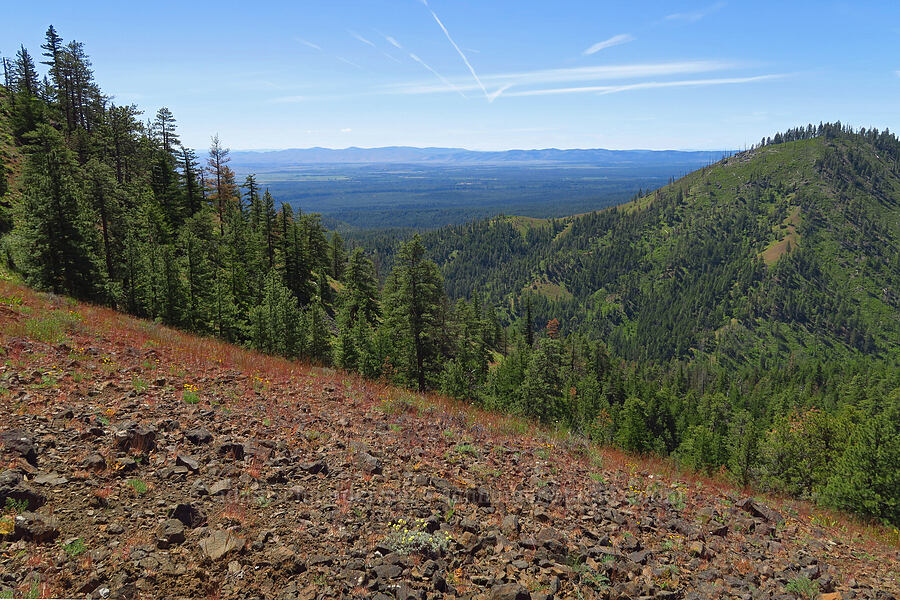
{"left": 229, "top": 144, "right": 736, "bottom": 153}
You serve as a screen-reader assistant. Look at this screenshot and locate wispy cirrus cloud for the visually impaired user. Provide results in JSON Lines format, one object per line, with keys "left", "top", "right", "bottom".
{"left": 664, "top": 2, "right": 726, "bottom": 22}
{"left": 383, "top": 35, "right": 403, "bottom": 49}
{"left": 409, "top": 53, "right": 468, "bottom": 99}
{"left": 386, "top": 60, "right": 736, "bottom": 96}
{"left": 295, "top": 38, "right": 322, "bottom": 51}
{"left": 336, "top": 56, "right": 364, "bottom": 70}
{"left": 583, "top": 34, "right": 634, "bottom": 56}
{"left": 268, "top": 69, "right": 782, "bottom": 104}
{"left": 504, "top": 74, "right": 785, "bottom": 98}
{"left": 349, "top": 30, "right": 376, "bottom": 48}
{"left": 269, "top": 95, "right": 306, "bottom": 104}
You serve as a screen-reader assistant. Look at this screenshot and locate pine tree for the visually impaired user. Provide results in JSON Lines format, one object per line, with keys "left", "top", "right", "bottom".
{"left": 13, "top": 46, "right": 38, "bottom": 96}
{"left": 250, "top": 271, "right": 302, "bottom": 357}
{"left": 20, "top": 124, "right": 101, "bottom": 297}
{"left": 330, "top": 231, "right": 346, "bottom": 280}
{"left": 823, "top": 396, "right": 900, "bottom": 524}
{"left": 727, "top": 409, "right": 759, "bottom": 488}
{"left": 519, "top": 334, "right": 564, "bottom": 422}
{"left": 277, "top": 204, "right": 313, "bottom": 304}
{"left": 261, "top": 189, "right": 276, "bottom": 267}
{"left": 207, "top": 135, "right": 236, "bottom": 234}
{"left": 153, "top": 107, "right": 180, "bottom": 156}
{"left": 383, "top": 234, "right": 447, "bottom": 391}
{"left": 177, "top": 210, "right": 215, "bottom": 330}
{"left": 84, "top": 158, "right": 122, "bottom": 286}
{"left": 103, "top": 104, "right": 142, "bottom": 185}
{"left": 40, "top": 26, "right": 65, "bottom": 122}
{"left": 524, "top": 295, "right": 534, "bottom": 347}
{"left": 343, "top": 248, "right": 379, "bottom": 325}
{"left": 179, "top": 146, "right": 201, "bottom": 215}
{"left": 305, "top": 300, "right": 332, "bottom": 364}
{"left": 61, "top": 40, "right": 102, "bottom": 132}
{"left": 243, "top": 174, "right": 261, "bottom": 231}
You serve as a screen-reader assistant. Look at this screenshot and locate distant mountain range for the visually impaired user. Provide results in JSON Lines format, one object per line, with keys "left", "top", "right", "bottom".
{"left": 229, "top": 146, "right": 730, "bottom": 168}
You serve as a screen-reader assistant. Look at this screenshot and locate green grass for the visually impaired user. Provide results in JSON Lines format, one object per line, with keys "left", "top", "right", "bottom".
{"left": 453, "top": 443, "right": 478, "bottom": 456}
{"left": 23, "top": 309, "right": 84, "bottom": 344}
{"left": 377, "top": 392, "right": 426, "bottom": 415}
{"left": 4, "top": 497, "right": 28, "bottom": 514}
{"left": 127, "top": 478, "right": 148, "bottom": 495}
{"left": 785, "top": 576, "right": 819, "bottom": 599}
{"left": 62, "top": 538, "right": 86, "bottom": 557}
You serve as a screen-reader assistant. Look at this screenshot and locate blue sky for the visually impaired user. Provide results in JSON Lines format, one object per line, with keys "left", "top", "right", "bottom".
{"left": 3, "top": 1, "right": 899, "bottom": 151}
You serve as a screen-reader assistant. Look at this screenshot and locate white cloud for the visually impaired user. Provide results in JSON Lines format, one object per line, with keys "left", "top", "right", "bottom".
{"left": 504, "top": 74, "right": 784, "bottom": 98}
{"left": 336, "top": 56, "right": 364, "bottom": 70}
{"left": 409, "top": 53, "right": 468, "bottom": 99}
{"left": 296, "top": 38, "right": 322, "bottom": 51}
{"left": 665, "top": 2, "right": 726, "bottom": 22}
{"left": 340, "top": 128, "right": 352, "bottom": 133}
{"left": 895, "top": 70, "right": 900, "bottom": 77}
{"left": 269, "top": 95, "right": 306, "bottom": 103}
{"left": 349, "top": 30, "right": 376, "bottom": 48}
{"left": 385, "top": 35, "right": 403, "bottom": 49}
{"left": 487, "top": 83, "right": 514, "bottom": 103}
{"left": 385, "top": 60, "right": 736, "bottom": 96}
{"left": 583, "top": 34, "right": 634, "bottom": 56}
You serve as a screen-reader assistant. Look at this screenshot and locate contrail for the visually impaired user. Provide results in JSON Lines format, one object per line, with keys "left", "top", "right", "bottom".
{"left": 487, "top": 83, "right": 513, "bottom": 103}
{"left": 297, "top": 38, "right": 322, "bottom": 51}
{"left": 337, "top": 56, "right": 364, "bottom": 70}
{"left": 349, "top": 30, "right": 376, "bottom": 48}
{"left": 409, "top": 53, "right": 468, "bottom": 99}
{"left": 426, "top": 6, "right": 488, "bottom": 99}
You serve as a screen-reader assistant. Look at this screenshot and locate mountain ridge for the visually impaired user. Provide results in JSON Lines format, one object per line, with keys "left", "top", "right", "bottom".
{"left": 414, "top": 125, "right": 900, "bottom": 365}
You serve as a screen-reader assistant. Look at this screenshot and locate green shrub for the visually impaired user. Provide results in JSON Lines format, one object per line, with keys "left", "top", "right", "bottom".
{"left": 384, "top": 518, "right": 452, "bottom": 555}
{"left": 785, "top": 576, "right": 819, "bottom": 599}
{"left": 822, "top": 395, "right": 899, "bottom": 525}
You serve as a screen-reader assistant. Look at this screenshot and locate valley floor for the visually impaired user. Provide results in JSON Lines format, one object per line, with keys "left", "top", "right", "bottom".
{"left": 0, "top": 280, "right": 897, "bottom": 599}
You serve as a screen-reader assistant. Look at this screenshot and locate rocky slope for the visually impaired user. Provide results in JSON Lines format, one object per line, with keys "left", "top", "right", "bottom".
{"left": 0, "top": 279, "right": 897, "bottom": 599}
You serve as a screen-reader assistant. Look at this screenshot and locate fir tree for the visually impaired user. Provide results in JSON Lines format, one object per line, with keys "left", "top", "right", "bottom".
{"left": 383, "top": 234, "right": 446, "bottom": 391}
{"left": 19, "top": 124, "right": 100, "bottom": 297}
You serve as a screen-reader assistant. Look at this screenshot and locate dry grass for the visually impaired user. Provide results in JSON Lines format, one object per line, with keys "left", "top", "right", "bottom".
{"left": 760, "top": 205, "right": 801, "bottom": 265}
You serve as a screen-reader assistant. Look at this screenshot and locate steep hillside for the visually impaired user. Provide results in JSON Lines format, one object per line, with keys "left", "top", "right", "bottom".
{"left": 1, "top": 280, "right": 897, "bottom": 599}
{"left": 421, "top": 125, "right": 900, "bottom": 366}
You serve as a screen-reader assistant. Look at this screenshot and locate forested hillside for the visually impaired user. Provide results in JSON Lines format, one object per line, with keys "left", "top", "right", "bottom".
{"left": 419, "top": 126, "right": 900, "bottom": 364}
{"left": 1, "top": 28, "right": 897, "bottom": 526}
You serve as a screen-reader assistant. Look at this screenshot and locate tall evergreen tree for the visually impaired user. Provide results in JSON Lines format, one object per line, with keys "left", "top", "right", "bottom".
{"left": 19, "top": 124, "right": 100, "bottom": 297}
{"left": 179, "top": 145, "right": 201, "bottom": 215}
{"left": 383, "top": 234, "right": 446, "bottom": 391}
{"left": 153, "top": 107, "right": 179, "bottom": 156}
{"left": 330, "top": 231, "right": 346, "bottom": 280}
{"left": 206, "top": 134, "right": 235, "bottom": 234}
{"left": 13, "top": 46, "right": 38, "bottom": 96}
